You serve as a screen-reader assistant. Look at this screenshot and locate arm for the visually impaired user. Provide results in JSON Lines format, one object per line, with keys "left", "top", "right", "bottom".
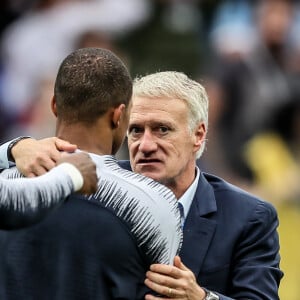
{"left": 0, "top": 152, "right": 97, "bottom": 229}
{"left": 0, "top": 164, "right": 74, "bottom": 229}
{"left": 0, "top": 136, "right": 77, "bottom": 176}
{"left": 226, "top": 202, "right": 282, "bottom": 300}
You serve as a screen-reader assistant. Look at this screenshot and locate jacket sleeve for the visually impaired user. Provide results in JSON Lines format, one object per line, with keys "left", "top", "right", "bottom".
{"left": 222, "top": 201, "right": 283, "bottom": 300}
{"left": 0, "top": 140, "right": 11, "bottom": 169}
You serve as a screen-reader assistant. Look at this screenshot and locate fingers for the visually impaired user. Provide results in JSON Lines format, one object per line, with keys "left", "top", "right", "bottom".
{"left": 20, "top": 157, "right": 56, "bottom": 177}
{"left": 173, "top": 256, "right": 181, "bottom": 268}
{"left": 10, "top": 136, "right": 77, "bottom": 178}
{"left": 150, "top": 264, "right": 182, "bottom": 279}
{"left": 12, "top": 137, "right": 64, "bottom": 176}
{"left": 174, "top": 256, "right": 189, "bottom": 271}
{"left": 55, "top": 138, "right": 77, "bottom": 152}
{"left": 145, "top": 290, "right": 179, "bottom": 299}
{"left": 144, "top": 294, "right": 163, "bottom": 300}
{"left": 145, "top": 259, "right": 200, "bottom": 299}
{"left": 19, "top": 151, "right": 57, "bottom": 177}
{"left": 58, "top": 152, "right": 98, "bottom": 195}
{"left": 145, "top": 265, "right": 186, "bottom": 299}
{"left": 145, "top": 276, "right": 185, "bottom": 299}
{"left": 78, "top": 167, "right": 98, "bottom": 195}
{"left": 146, "top": 268, "right": 183, "bottom": 289}
{"left": 24, "top": 163, "right": 55, "bottom": 177}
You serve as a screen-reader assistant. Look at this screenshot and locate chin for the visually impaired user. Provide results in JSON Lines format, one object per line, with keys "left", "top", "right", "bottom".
{"left": 138, "top": 170, "right": 162, "bottom": 182}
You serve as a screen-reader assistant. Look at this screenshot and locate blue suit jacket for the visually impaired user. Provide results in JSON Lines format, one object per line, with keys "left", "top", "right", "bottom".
{"left": 119, "top": 161, "right": 283, "bottom": 300}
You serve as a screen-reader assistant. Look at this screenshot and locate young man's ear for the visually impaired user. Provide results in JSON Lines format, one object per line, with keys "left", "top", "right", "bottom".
{"left": 51, "top": 96, "right": 58, "bottom": 117}
{"left": 111, "top": 104, "right": 125, "bottom": 128}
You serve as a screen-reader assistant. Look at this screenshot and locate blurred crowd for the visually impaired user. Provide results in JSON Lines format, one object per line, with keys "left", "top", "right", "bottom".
{"left": 0, "top": 0, "right": 300, "bottom": 298}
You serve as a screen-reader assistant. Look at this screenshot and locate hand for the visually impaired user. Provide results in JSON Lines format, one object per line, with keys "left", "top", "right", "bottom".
{"left": 57, "top": 152, "right": 98, "bottom": 195}
{"left": 12, "top": 137, "right": 77, "bottom": 177}
{"left": 144, "top": 256, "right": 206, "bottom": 300}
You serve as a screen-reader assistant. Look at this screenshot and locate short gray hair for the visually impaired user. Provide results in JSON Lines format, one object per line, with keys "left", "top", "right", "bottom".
{"left": 133, "top": 71, "right": 209, "bottom": 158}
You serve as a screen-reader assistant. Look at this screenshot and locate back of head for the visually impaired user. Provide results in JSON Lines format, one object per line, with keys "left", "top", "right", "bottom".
{"left": 133, "top": 71, "right": 209, "bottom": 157}
{"left": 54, "top": 47, "right": 132, "bottom": 124}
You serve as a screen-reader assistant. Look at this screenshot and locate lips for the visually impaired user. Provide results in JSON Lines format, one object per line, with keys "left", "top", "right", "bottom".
{"left": 137, "top": 158, "right": 162, "bottom": 164}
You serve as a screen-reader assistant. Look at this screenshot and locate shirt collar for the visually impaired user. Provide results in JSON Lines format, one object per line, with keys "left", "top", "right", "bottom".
{"left": 178, "top": 166, "right": 200, "bottom": 221}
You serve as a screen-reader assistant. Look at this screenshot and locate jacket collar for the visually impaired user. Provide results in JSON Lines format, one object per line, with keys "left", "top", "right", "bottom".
{"left": 193, "top": 172, "right": 217, "bottom": 216}
{"left": 179, "top": 172, "right": 217, "bottom": 276}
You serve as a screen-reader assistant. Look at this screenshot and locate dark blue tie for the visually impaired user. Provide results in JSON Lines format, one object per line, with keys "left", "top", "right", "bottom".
{"left": 177, "top": 202, "right": 184, "bottom": 229}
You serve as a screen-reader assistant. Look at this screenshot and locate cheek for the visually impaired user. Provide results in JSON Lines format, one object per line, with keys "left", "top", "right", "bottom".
{"left": 171, "top": 137, "right": 193, "bottom": 156}
{"left": 169, "top": 142, "right": 195, "bottom": 164}
{"left": 128, "top": 141, "right": 137, "bottom": 159}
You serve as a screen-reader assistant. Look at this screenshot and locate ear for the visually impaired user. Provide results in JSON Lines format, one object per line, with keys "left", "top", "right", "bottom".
{"left": 111, "top": 104, "right": 126, "bottom": 128}
{"left": 193, "top": 122, "right": 206, "bottom": 153}
{"left": 51, "top": 96, "right": 58, "bottom": 117}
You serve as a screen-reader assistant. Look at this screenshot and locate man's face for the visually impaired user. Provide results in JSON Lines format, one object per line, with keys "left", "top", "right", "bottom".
{"left": 127, "top": 96, "right": 205, "bottom": 192}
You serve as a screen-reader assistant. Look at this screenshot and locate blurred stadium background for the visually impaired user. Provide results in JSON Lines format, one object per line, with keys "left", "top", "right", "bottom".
{"left": 1, "top": 0, "right": 300, "bottom": 298}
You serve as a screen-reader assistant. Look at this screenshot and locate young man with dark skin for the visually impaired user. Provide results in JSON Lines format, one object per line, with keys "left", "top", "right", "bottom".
{"left": 0, "top": 49, "right": 182, "bottom": 300}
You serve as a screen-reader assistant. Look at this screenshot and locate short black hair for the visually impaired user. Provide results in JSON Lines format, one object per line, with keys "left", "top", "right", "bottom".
{"left": 54, "top": 47, "right": 132, "bottom": 124}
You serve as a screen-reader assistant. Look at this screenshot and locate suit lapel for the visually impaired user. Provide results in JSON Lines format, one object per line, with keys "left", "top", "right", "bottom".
{"left": 179, "top": 172, "right": 217, "bottom": 276}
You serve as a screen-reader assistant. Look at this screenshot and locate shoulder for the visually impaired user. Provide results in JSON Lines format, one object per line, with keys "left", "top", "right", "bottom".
{"left": 44, "top": 194, "right": 144, "bottom": 254}
{"left": 89, "top": 156, "right": 182, "bottom": 265}
{"left": 118, "top": 159, "right": 131, "bottom": 171}
{"left": 202, "top": 172, "right": 278, "bottom": 221}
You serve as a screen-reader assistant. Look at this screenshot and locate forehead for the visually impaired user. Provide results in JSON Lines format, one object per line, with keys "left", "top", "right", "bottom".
{"left": 130, "top": 96, "right": 188, "bottom": 124}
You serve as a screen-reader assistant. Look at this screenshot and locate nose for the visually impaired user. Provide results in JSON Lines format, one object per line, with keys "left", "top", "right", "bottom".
{"left": 138, "top": 130, "right": 157, "bottom": 154}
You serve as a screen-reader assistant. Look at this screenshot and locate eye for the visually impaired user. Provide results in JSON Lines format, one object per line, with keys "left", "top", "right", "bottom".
{"left": 128, "top": 126, "right": 144, "bottom": 137}
{"left": 130, "top": 126, "right": 143, "bottom": 134}
{"left": 158, "top": 126, "right": 169, "bottom": 133}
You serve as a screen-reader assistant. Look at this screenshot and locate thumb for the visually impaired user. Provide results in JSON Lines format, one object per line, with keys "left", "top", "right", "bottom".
{"left": 173, "top": 256, "right": 189, "bottom": 271}
{"left": 55, "top": 138, "right": 77, "bottom": 152}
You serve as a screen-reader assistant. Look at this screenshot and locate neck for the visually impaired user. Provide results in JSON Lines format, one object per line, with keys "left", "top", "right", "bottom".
{"left": 55, "top": 120, "right": 113, "bottom": 155}
{"left": 163, "top": 162, "right": 197, "bottom": 199}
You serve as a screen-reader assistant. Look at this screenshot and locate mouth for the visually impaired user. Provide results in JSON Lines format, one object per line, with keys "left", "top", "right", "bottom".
{"left": 137, "top": 159, "right": 162, "bottom": 165}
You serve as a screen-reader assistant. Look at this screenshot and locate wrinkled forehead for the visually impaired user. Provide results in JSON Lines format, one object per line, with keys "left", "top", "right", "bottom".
{"left": 130, "top": 96, "right": 188, "bottom": 122}
{"left": 129, "top": 97, "right": 188, "bottom": 132}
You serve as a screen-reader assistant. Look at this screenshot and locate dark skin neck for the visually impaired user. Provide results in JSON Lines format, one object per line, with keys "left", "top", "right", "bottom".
{"left": 55, "top": 118, "right": 114, "bottom": 156}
